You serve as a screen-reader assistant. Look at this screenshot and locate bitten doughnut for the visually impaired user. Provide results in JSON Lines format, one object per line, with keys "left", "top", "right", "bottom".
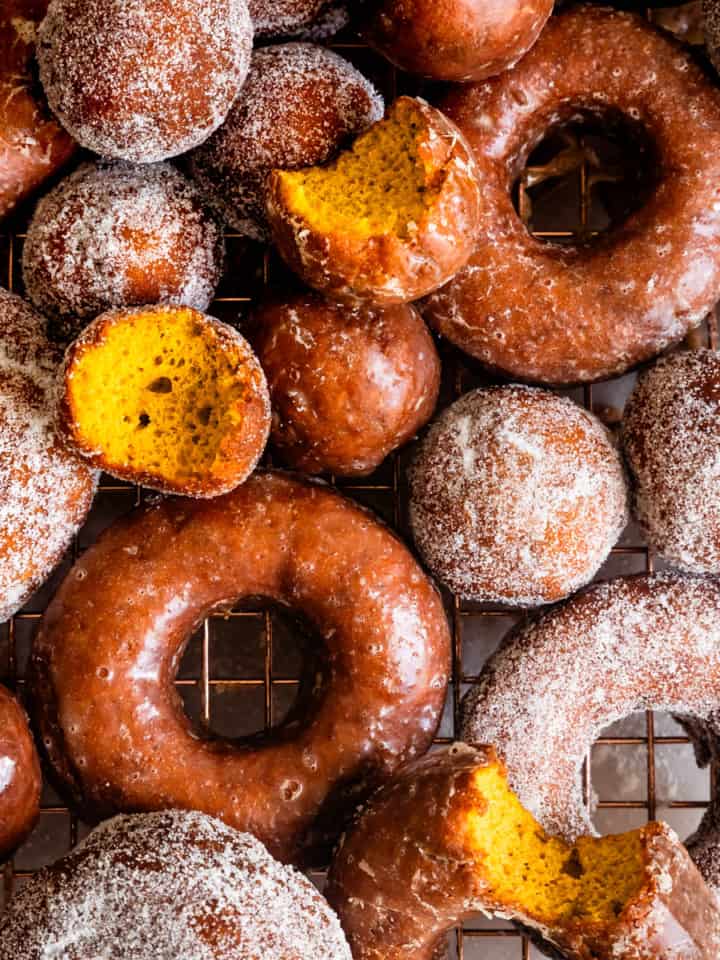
{"left": 30, "top": 471, "right": 451, "bottom": 862}
{"left": 0, "top": 684, "right": 41, "bottom": 859}
{"left": 251, "top": 293, "right": 440, "bottom": 477}
{"left": 58, "top": 306, "right": 270, "bottom": 498}
{"left": 0, "top": 810, "right": 352, "bottom": 958}
{"left": 409, "top": 385, "right": 628, "bottom": 607}
{"left": 327, "top": 746, "right": 720, "bottom": 960}
{"left": 362, "top": 0, "right": 553, "bottom": 82}
{"left": 266, "top": 96, "right": 482, "bottom": 305}
{"left": 22, "top": 162, "right": 224, "bottom": 343}
{"left": 623, "top": 349, "right": 720, "bottom": 574}
{"left": 0, "top": 288, "right": 96, "bottom": 623}
{"left": 0, "top": 0, "right": 76, "bottom": 220}
{"left": 461, "top": 572, "right": 720, "bottom": 895}
{"left": 423, "top": 7, "right": 720, "bottom": 385}
{"left": 249, "top": 0, "right": 348, "bottom": 38}
{"left": 37, "top": 0, "right": 253, "bottom": 162}
{"left": 189, "top": 43, "right": 383, "bottom": 240}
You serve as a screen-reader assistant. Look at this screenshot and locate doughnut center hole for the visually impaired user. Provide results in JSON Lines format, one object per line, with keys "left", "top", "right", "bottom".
{"left": 591, "top": 711, "right": 711, "bottom": 842}
{"left": 512, "top": 108, "right": 659, "bottom": 245}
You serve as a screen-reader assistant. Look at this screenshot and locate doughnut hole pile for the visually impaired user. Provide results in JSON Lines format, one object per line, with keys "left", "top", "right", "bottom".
{"left": 409, "top": 385, "right": 628, "bottom": 607}
{"left": 251, "top": 293, "right": 440, "bottom": 476}
{"left": 189, "top": 43, "right": 383, "bottom": 241}
{"left": 22, "top": 161, "right": 224, "bottom": 342}
{"left": 58, "top": 306, "right": 270, "bottom": 497}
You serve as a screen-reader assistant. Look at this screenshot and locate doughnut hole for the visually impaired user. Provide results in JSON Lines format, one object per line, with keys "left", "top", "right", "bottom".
{"left": 58, "top": 306, "right": 270, "bottom": 497}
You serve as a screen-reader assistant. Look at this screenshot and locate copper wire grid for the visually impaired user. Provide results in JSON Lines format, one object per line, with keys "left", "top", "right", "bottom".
{"left": 0, "top": 6, "right": 717, "bottom": 957}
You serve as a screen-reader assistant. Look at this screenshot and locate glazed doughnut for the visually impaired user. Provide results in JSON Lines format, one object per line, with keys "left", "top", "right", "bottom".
{"left": 0, "top": 0, "right": 76, "bottom": 221}
{"left": 409, "top": 385, "right": 628, "bottom": 607}
{"left": 327, "top": 745, "right": 720, "bottom": 960}
{"left": 30, "top": 471, "right": 451, "bottom": 862}
{"left": 37, "top": 0, "right": 253, "bottom": 163}
{"left": 362, "top": 0, "right": 553, "bottom": 82}
{"left": 22, "top": 161, "right": 224, "bottom": 342}
{"left": 423, "top": 7, "right": 720, "bottom": 385}
{"left": 251, "top": 293, "right": 440, "bottom": 477}
{"left": 0, "top": 810, "right": 352, "bottom": 958}
{"left": 461, "top": 572, "right": 720, "bottom": 894}
{"left": 0, "top": 288, "right": 96, "bottom": 623}
{"left": 249, "top": 0, "right": 348, "bottom": 38}
{"left": 189, "top": 43, "right": 383, "bottom": 241}
{"left": 0, "top": 684, "right": 41, "bottom": 859}
{"left": 623, "top": 349, "right": 720, "bottom": 574}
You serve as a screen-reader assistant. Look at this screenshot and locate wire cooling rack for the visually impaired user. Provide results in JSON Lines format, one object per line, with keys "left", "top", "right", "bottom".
{"left": 0, "top": 5, "right": 717, "bottom": 957}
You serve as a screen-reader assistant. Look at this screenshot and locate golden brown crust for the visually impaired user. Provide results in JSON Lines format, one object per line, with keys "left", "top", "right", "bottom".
{"left": 266, "top": 97, "right": 482, "bottom": 305}
{"left": 29, "top": 471, "right": 451, "bottom": 863}
{"left": 0, "top": 684, "right": 41, "bottom": 859}
{"left": 251, "top": 293, "right": 440, "bottom": 476}
{"left": 363, "top": 0, "right": 553, "bottom": 82}
{"left": 0, "top": 0, "right": 76, "bottom": 220}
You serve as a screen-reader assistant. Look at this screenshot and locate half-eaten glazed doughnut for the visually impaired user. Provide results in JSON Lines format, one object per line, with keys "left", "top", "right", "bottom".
{"left": 327, "top": 745, "right": 720, "bottom": 960}
{"left": 0, "top": 810, "right": 352, "bottom": 958}
{"left": 30, "top": 471, "right": 451, "bottom": 863}
{"left": 423, "top": 7, "right": 720, "bottom": 384}
{"left": 266, "top": 96, "right": 482, "bottom": 305}
{"left": 461, "top": 572, "right": 720, "bottom": 895}
{"left": 0, "top": 684, "right": 41, "bottom": 860}
{"left": 58, "top": 306, "right": 270, "bottom": 498}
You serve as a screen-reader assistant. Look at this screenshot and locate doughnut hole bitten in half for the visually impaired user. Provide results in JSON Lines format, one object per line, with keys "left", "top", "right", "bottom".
{"left": 57, "top": 306, "right": 270, "bottom": 498}
{"left": 0, "top": 685, "right": 41, "bottom": 860}
{"left": 266, "top": 97, "right": 482, "bottom": 305}
{"left": 251, "top": 293, "right": 440, "bottom": 477}
{"left": 423, "top": 6, "right": 720, "bottom": 384}
{"left": 327, "top": 746, "right": 720, "bottom": 960}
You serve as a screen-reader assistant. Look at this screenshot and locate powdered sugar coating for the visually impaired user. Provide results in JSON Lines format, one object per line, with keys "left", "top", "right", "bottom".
{"left": 37, "top": 0, "right": 253, "bottom": 163}
{"left": 461, "top": 571, "right": 720, "bottom": 894}
{"left": 622, "top": 349, "right": 720, "bottom": 574}
{"left": 189, "top": 43, "right": 383, "bottom": 240}
{"left": 0, "top": 287, "right": 96, "bottom": 624}
{"left": 0, "top": 809, "right": 353, "bottom": 959}
{"left": 409, "top": 385, "right": 628, "bottom": 607}
{"left": 249, "top": 0, "right": 348, "bottom": 38}
{"left": 22, "top": 161, "right": 225, "bottom": 342}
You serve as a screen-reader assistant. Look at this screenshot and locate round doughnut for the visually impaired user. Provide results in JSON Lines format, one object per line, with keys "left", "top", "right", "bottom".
{"left": 251, "top": 293, "right": 440, "bottom": 477}
{"left": 30, "top": 470, "right": 451, "bottom": 862}
{"left": 362, "top": 0, "right": 553, "bottom": 82}
{"left": 0, "top": 287, "right": 96, "bottom": 623}
{"left": 22, "top": 161, "right": 225, "bottom": 343}
{"left": 461, "top": 571, "right": 720, "bottom": 895}
{"left": 249, "top": 0, "right": 348, "bottom": 38}
{"left": 409, "top": 385, "right": 628, "bottom": 607}
{"left": 622, "top": 349, "right": 720, "bottom": 575}
{"left": 0, "top": 0, "right": 76, "bottom": 221}
{"left": 37, "top": 0, "right": 253, "bottom": 163}
{"left": 189, "top": 43, "right": 383, "bottom": 241}
{"left": 0, "top": 684, "right": 41, "bottom": 859}
{"left": 0, "top": 809, "right": 352, "bottom": 958}
{"left": 423, "top": 7, "right": 720, "bottom": 385}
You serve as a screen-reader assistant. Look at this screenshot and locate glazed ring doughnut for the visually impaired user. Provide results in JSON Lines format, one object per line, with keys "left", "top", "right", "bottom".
{"left": 30, "top": 471, "right": 451, "bottom": 863}
{"left": 423, "top": 6, "right": 720, "bottom": 384}
{"left": 461, "top": 572, "right": 720, "bottom": 894}
{"left": 0, "top": 684, "right": 41, "bottom": 859}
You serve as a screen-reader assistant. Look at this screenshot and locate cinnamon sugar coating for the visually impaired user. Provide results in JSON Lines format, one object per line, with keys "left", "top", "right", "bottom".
{"left": 0, "top": 0, "right": 76, "bottom": 220}
{"left": 409, "top": 385, "right": 628, "bottom": 607}
{"left": 249, "top": 0, "right": 347, "bottom": 38}
{"left": 0, "top": 684, "right": 40, "bottom": 860}
{"left": 423, "top": 6, "right": 720, "bottom": 384}
{"left": 29, "top": 471, "right": 451, "bottom": 863}
{"left": 251, "top": 293, "right": 440, "bottom": 477}
{"left": 461, "top": 572, "right": 720, "bottom": 896}
{"left": 0, "top": 810, "right": 352, "bottom": 959}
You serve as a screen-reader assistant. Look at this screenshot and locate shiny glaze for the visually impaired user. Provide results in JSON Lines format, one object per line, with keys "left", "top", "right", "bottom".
{"left": 30, "top": 471, "right": 451, "bottom": 863}
{"left": 0, "top": 684, "right": 41, "bottom": 859}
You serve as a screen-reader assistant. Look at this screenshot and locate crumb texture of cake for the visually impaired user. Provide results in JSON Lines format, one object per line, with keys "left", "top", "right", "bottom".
{"left": 59, "top": 306, "right": 270, "bottom": 497}
{"left": 267, "top": 96, "right": 482, "bottom": 304}
{"left": 327, "top": 746, "right": 720, "bottom": 960}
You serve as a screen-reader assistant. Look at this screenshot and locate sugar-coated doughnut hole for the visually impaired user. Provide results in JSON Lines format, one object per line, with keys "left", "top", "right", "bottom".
{"left": 249, "top": 0, "right": 348, "bottom": 38}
